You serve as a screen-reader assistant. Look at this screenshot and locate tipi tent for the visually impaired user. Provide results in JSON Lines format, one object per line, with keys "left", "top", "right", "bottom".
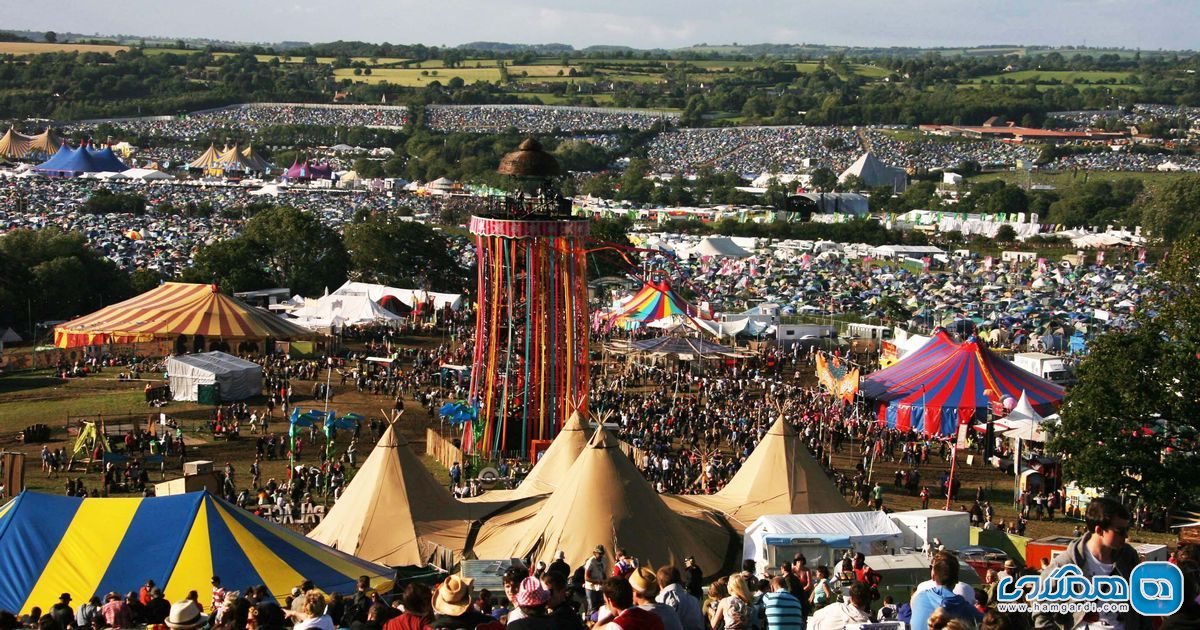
{"left": 667, "top": 417, "right": 852, "bottom": 530}
{"left": 0, "top": 491, "right": 394, "bottom": 615}
{"left": 463, "top": 410, "right": 590, "bottom": 502}
{"left": 307, "top": 422, "right": 473, "bottom": 568}
{"left": 469, "top": 428, "right": 732, "bottom": 575}
{"left": 166, "top": 351, "right": 263, "bottom": 402}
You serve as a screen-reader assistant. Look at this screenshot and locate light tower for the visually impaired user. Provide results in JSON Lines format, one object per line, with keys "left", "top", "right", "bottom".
{"left": 466, "top": 138, "right": 590, "bottom": 455}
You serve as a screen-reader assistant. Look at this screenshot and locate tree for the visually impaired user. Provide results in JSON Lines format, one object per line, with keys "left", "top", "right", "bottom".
{"left": 994, "top": 224, "right": 1017, "bottom": 242}
{"left": 44, "top": 31, "right": 56, "bottom": 44}
{"left": 1140, "top": 175, "right": 1200, "bottom": 244}
{"left": 809, "top": 167, "right": 838, "bottom": 193}
{"left": 1049, "top": 235, "right": 1200, "bottom": 512}
{"left": 587, "top": 217, "right": 634, "bottom": 278}
{"left": 240, "top": 206, "right": 350, "bottom": 296}
{"left": 342, "top": 217, "right": 466, "bottom": 290}
{"left": 180, "top": 238, "right": 272, "bottom": 294}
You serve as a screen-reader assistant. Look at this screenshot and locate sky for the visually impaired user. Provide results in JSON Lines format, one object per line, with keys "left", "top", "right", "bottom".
{"left": 7, "top": 0, "right": 1199, "bottom": 51}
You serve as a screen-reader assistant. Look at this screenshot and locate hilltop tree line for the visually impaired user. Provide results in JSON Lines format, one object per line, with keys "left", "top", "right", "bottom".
{"left": 2, "top": 45, "right": 1199, "bottom": 126}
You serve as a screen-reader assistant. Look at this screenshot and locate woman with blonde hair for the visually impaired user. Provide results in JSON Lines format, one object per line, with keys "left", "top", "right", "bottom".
{"left": 704, "top": 577, "right": 729, "bottom": 630}
{"left": 716, "top": 574, "right": 753, "bottom": 630}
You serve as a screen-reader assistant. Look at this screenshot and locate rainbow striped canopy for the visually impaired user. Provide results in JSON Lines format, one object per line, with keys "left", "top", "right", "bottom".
{"left": 610, "top": 280, "right": 697, "bottom": 329}
{"left": 54, "top": 282, "right": 315, "bottom": 348}
{"left": 862, "top": 329, "right": 1066, "bottom": 436}
{"left": 0, "top": 491, "right": 394, "bottom": 614}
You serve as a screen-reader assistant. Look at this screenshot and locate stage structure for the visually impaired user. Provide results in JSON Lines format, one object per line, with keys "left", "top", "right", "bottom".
{"left": 467, "top": 138, "right": 590, "bottom": 455}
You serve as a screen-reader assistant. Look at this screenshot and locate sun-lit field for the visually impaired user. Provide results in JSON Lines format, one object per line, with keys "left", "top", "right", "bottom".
{"left": 969, "top": 70, "right": 1135, "bottom": 84}
{"left": 0, "top": 42, "right": 130, "bottom": 55}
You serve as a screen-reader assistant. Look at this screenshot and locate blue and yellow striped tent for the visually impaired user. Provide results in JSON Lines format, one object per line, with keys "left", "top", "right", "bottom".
{"left": 0, "top": 491, "right": 394, "bottom": 614}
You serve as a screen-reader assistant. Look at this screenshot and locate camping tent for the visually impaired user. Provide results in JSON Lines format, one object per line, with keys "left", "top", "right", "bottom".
{"left": 307, "top": 422, "right": 473, "bottom": 568}
{"left": 609, "top": 280, "right": 699, "bottom": 329}
{"left": 469, "top": 428, "right": 732, "bottom": 576}
{"left": 862, "top": 329, "right": 1065, "bottom": 435}
{"left": 667, "top": 417, "right": 853, "bottom": 530}
{"left": 54, "top": 282, "right": 316, "bottom": 349}
{"left": 0, "top": 491, "right": 394, "bottom": 615}
{"left": 167, "top": 352, "right": 263, "bottom": 402}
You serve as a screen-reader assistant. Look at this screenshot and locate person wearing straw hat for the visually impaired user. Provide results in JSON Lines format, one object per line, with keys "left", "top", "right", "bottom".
{"left": 597, "top": 577, "right": 663, "bottom": 630}
{"left": 164, "top": 600, "right": 209, "bottom": 630}
{"left": 430, "top": 575, "right": 492, "bottom": 629}
{"left": 629, "top": 567, "right": 682, "bottom": 630}
{"left": 506, "top": 577, "right": 555, "bottom": 630}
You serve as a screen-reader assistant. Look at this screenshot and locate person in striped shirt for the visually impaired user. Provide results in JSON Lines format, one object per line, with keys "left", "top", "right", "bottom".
{"left": 761, "top": 577, "right": 805, "bottom": 630}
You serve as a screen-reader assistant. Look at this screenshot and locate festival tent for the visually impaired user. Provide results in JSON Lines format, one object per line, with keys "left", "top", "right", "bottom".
{"left": 0, "top": 128, "right": 31, "bottom": 159}
{"left": 33, "top": 144, "right": 103, "bottom": 176}
{"left": 667, "top": 417, "right": 853, "bottom": 531}
{"left": 166, "top": 351, "right": 263, "bottom": 402}
{"left": 839, "top": 152, "right": 907, "bottom": 193}
{"left": 462, "top": 410, "right": 590, "bottom": 502}
{"left": 188, "top": 144, "right": 223, "bottom": 174}
{"left": 283, "top": 159, "right": 333, "bottom": 181}
{"left": 331, "top": 281, "right": 465, "bottom": 312}
{"left": 215, "top": 143, "right": 265, "bottom": 174}
{"left": 0, "top": 491, "right": 394, "bottom": 615}
{"left": 688, "top": 236, "right": 753, "bottom": 259}
{"left": 307, "top": 422, "right": 473, "bottom": 568}
{"left": 122, "top": 168, "right": 174, "bottom": 181}
{"left": 240, "top": 144, "right": 272, "bottom": 174}
{"left": 861, "top": 329, "right": 1066, "bottom": 436}
{"left": 289, "top": 294, "right": 405, "bottom": 329}
{"left": 86, "top": 145, "right": 130, "bottom": 172}
{"left": 619, "top": 335, "right": 747, "bottom": 360}
{"left": 25, "top": 130, "right": 61, "bottom": 157}
{"left": 54, "top": 282, "right": 316, "bottom": 348}
{"left": 468, "top": 428, "right": 732, "bottom": 576}
{"left": 609, "top": 280, "right": 699, "bottom": 329}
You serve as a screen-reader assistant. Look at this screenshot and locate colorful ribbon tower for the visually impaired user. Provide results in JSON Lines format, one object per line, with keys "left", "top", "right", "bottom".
{"left": 467, "top": 213, "right": 591, "bottom": 455}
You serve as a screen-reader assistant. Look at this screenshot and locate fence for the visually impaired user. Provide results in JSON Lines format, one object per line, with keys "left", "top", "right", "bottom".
{"left": 426, "top": 428, "right": 464, "bottom": 472}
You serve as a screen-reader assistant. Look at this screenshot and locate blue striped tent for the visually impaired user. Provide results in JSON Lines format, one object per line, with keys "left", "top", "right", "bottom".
{"left": 0, "top": 491, "right": 394, "bottom": 614}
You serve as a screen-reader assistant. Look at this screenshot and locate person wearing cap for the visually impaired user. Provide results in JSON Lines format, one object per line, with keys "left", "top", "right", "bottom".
{"left": 584, "top": 545, "right": 609, "bottom": 617}
{"left": 506, "top": 577, "right": 555, "bottom": 630}
{"left": 547, "top": 551, "right": 571, "bottom": 581}
{"left": 629, "top": 567, "right": 682, "bottom": 630}
{"left": 49, "top": 594, "right": 74, "bottom": 630}
{"left": 654, "top": 566, "right": 703, "bottom": 630}
{"left": 164, "top": 600, "right": 209, "bottom": 630}
{"left": 430, "top": 575, "right": 492, "bottom": 629}
{"left": 597, "top": 577, "right": 663, "bottom": 630}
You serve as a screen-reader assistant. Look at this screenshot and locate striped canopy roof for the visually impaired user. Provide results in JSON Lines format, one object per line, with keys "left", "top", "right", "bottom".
{"left": 0, "top": 128, "right": 31, "bottom": 159}
{"left": 610, "top": 280, "right": 697, "bottom": 328}
{"left": 0, "top": 491, "right": 394, "bottom": 614}
{"left": 861, "top": 329, "right": 1066, "bottom": 436}
{"left": 54, "top": 282, "right": 315, "bottom": 348}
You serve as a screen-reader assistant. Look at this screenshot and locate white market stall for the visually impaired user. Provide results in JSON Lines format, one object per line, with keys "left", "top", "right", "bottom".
{"left": 744, "top": 512, "right": 903, "bottom": 570}
{"left": 167, "top": 351, "right": 262, "bottom": 402}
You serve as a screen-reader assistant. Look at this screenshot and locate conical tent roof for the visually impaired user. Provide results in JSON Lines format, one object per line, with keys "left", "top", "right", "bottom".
{"left": 307, "top": 422, "right": 472, "bottom": 568}
{"left": 469, "top": 427, "right": 731, "bottom": 575}
{"left": 216, "top": 142, "right": 257, "bottom": 172}
{"left": 669, "top": 417, "right": 852, "bottom": 531}
{"left": 0, "top": 128, "right": 31, "bottom": 159}
{"left": 26, "top": 129, "right": 60, "bottom": 156}
{"left": 1004, "top": 390, "right": 1043, "bottom": 424}
{"left": 86, "top": 145, "right": 129, "bottom": 172}
{"left": 463, "top": 410, "right": 590, "bottom": 502}
{"left": 610, "top": 280, "right": 698, "bottom": 329}
{"left": 241, "top": 144, "right": 272, "bottom": 173}
{"left": 0, "top": 491, "right": 394, "bottom": 615}
{"left": 188, "top": 144, "right": 222, "bottom": 170}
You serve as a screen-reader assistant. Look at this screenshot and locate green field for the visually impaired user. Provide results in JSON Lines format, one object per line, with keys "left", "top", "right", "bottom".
{"left": 969, "top": 70, "right": 1135, "bottom": 84}
{"left": 974, "top": 169, "right": 1191, "bottom": 194}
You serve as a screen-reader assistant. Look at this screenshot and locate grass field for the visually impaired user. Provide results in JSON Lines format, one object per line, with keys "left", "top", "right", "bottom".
{"left": 969, "top": 70, "right": 1134, "bottom": 84}
{"left": 974, "top": 169, "right": 1191, "bottom": 194}
{"left": 0, "top": 42, "right": 130, "bottom": 55}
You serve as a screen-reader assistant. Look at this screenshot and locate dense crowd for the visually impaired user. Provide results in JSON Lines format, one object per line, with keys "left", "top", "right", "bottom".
{"left": 425, "top": 105, "right": 676, "bottom": 134}
{"left": 645, "top": 126, "right": 861, "bottom": 177}
{"left": 65, "top": 105, "right": 411, "bottom": 141}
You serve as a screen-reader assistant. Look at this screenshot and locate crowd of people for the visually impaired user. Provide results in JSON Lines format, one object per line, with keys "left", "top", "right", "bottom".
{"left": 424, "top": 105, "right": 675, "bottom": 134}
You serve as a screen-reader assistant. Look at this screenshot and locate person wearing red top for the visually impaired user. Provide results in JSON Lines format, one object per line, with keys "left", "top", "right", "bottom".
{"left": 382, "top": 584, "right": 433, "bottom": 630}
{"left": 599, "top": 578, "right": 664, "bottom": 630}
{"left": 139, "top": 580, "right": 155, "bottom": 607}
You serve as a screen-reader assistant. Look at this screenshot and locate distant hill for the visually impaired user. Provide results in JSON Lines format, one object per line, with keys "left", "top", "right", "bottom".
{"left": 458, "top": 42, "right": 573, "bottom": 54}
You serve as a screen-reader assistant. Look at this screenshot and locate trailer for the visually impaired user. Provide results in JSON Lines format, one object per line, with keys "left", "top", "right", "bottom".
{"left": 744, "top": 512, "right": 902, "bottom": 572}
{"left": 889, "top": 509, "right": 970, "bottom": 552}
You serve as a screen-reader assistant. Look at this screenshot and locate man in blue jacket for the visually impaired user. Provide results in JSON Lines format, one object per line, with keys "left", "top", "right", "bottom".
{"left": 910, "top": 551, "right": 983, "bottom": 630}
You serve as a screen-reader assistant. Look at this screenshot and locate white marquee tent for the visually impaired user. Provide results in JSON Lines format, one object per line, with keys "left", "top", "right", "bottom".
{"left": 166, "top": 351, "right": 262, "bottom": 402}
